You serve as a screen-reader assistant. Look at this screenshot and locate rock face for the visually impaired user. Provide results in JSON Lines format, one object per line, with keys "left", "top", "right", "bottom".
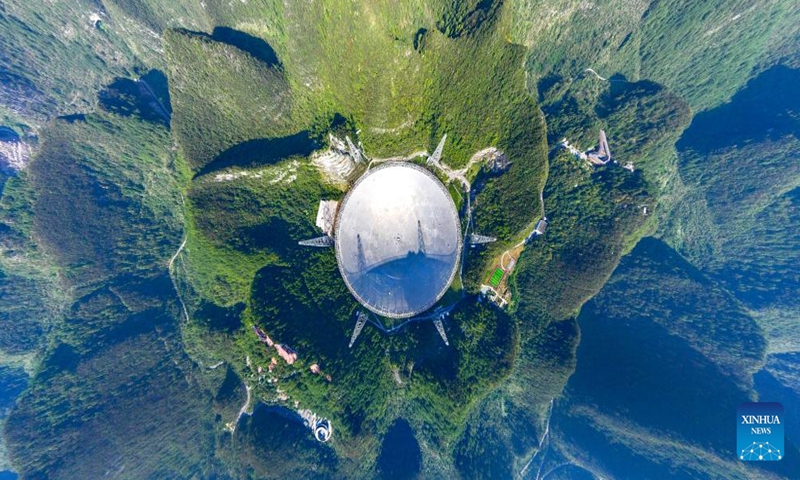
{"left": 0, "top": 73, "right": 54, "bottom": 122}
{"left": 0, "top": 128, "right": 32, "bottom": 173}
{"left": 487, "top": 150, "right": 510, "bottom": 173}
{"left": 311, "top": 135, "right": 359, "bottom": 185}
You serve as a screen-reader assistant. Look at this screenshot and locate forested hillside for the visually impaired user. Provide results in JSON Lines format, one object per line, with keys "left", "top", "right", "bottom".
{"left": 0, "top": 0, "right": 797, "bottom": 478}
{"left": 512, "top": 0, "right": 799, "bottom": 111}
{"left": 666, "top": 65, "right": 800, "bottom": 353}
{"left": 1, "top": 110, "right": 227, "bottom": 478}
{"left": 543, "top": 238, "right": 800, "bottom": 480}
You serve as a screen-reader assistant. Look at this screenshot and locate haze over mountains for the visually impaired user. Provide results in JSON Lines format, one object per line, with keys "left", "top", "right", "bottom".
{"left": 0, "top": 0, "right": 798, "bottom": 478}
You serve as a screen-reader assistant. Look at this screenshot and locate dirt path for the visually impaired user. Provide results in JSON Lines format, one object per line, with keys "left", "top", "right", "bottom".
{"left": 168, "top": 237, "right": 187, "bottom": 271}
{"left": 168, "top": 236, "right": 189, "bottom": 321}
{"left": 540, "top": 188, "right": 546, "bottom": 220}
{"left": 583, "top": 68, "right": 607, "bottom": 81}
{"left": 518, "top": 398, "right": 555, "bottom": 479}
{"left": 137, "top": 79, "right": 171, "bottom": 122}
{"left": 429, "top": 147, "right": 498, "bottom": 191}
{"left": 368, "top": 119, "right": 412, "bottom": 134}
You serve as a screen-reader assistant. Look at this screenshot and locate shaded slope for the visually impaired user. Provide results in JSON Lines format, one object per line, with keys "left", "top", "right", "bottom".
{"left": 377, "top": 418, "right": 422, "bottom": 480}
{"left": 546, "top": 238, "right": 799, "bottom": 479}
{"left": 4, "top": 315, "right": 216, "bottom": 480}
{"left": 666, "top": 65, "right": 800, "bottom": 352}
{"left": 676, "top": 66, "right": 800, "bottom": 155}
{"left": 222, "top": 406, "right": 338, "bottom": 479}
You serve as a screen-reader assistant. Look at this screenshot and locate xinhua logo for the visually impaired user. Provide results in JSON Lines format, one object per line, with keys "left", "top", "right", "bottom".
{"left": 737, "top": 402, "right": 784, "bottom": 461}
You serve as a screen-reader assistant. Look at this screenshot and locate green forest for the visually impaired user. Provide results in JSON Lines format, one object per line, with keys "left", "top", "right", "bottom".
{"left": 0, "top": 0, "right": 798, "bottom": 478}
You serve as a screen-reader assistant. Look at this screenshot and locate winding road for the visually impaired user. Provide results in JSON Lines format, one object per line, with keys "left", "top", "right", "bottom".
{"left": 582, "top": 68, "right": 627, "bottom": 84}
{"left": 583, "top": 68, "right": 607, "bottom": 81}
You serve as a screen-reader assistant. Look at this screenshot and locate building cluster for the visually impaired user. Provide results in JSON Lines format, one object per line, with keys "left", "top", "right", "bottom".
{"left": 252, "top": 325, "right": 297, "bottom": 367}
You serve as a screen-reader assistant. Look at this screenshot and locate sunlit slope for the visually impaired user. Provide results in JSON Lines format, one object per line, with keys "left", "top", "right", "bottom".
{"left": 2, "top": 0, "right": 796, "bottom": 128}
{"left": 164, "top": 29, "right": 310, "bottom": 171}
{"left": 267, "top": 0, "right": 545, "bottom": 171}
{"left": 274, "top": 1, "right": 538, "bottom": 163}
{"left": 504, "top": 75, "right": 691, "bottom": 322}
{"left": 512, "top": 0, "right": 799, "bottom": 111}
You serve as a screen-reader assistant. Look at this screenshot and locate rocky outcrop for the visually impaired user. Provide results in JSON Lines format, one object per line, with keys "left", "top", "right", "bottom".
{"left": 0, "top": 71, "right": 54, "bottom": 122}
{"left": 311, "top": 134, "right": 361, "bottom": 186}
{"left": 0, "top": 128, "right": 32, "bottom": 173}
{"left": 486, "top": 150, "right": 510, "bottom": 173}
